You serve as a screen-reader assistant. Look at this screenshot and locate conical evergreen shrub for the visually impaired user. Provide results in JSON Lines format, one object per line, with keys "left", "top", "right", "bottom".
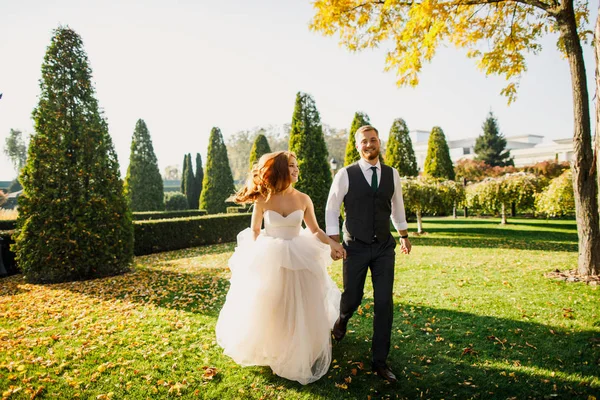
{"left": 200, "top": 127, "right": 236, "bottom": 213}
{"left": 14, "top": 26, "right": 133, "bottom": 283}
{"left": 124, "top": 119, "right": 164, "bottom": 211}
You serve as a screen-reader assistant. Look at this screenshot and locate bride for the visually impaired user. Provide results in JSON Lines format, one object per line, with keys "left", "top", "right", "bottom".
{"left": 215, "top": 151, "right": 344, "bottom": 385}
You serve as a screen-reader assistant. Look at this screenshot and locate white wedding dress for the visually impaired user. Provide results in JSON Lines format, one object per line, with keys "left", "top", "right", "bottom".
{"left": 216, "top": 209, "right": 341, "bottom": 385}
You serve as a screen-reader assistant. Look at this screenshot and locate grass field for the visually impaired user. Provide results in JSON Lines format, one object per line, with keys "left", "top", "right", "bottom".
{"left": 1, "top": 217, "right": 599, "bottom": 399}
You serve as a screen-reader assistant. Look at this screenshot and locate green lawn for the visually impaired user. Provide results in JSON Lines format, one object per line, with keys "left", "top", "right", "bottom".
{"left": 1, "top": 217, "right": 599, "bottom": 399}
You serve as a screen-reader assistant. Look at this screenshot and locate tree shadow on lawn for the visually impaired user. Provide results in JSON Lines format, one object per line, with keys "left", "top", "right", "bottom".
{"left": 2, "top": 244, "right": 237, "bottom": 317}
{"left": 427, "top": 218, "right": 576, "bottom": 232}
{"left": 408, "top": 223, "right": 578, "bottom": 252}
{"left": 410, "top": 234, "right": 578, "bottom": 253}
{"left": 244, "top": 303, "right": 599, "bottom": 400}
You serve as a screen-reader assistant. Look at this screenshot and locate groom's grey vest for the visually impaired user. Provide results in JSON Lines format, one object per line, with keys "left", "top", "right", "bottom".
{"left": 342, "top": 162, "right": 394, "bottom": 243}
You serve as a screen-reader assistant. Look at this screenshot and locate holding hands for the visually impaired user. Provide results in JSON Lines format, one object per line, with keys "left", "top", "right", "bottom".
{"left": 330, "top": 241, "right": 346, "bottom": 261}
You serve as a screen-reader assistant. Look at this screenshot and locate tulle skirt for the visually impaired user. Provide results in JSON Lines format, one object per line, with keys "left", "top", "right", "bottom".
{"left": 216, "top": 228, "right": 341, "bottom": 385}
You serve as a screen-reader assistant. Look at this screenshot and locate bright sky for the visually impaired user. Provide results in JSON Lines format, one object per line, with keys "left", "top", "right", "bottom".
{"left": 0, "top": 0, "right": 597, "bottom": 181}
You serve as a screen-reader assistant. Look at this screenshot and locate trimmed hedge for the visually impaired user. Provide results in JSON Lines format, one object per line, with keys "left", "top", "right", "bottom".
{"left": 0, "top": 211, "right": 209, "bottom": 228}
{"left": 0, "top": 213, "right": 252, "bottom": 276}
{"left": 0, "top": 230, "right": 18, "bottom": 276}
{"left": 134, "top": 213, "right": 251, "bottom": 255}
{"left": 0, "top": 220, "right": 16, "bottom": 231}
{"left": 132, "top": 210, "right": 207, "bottom": 221}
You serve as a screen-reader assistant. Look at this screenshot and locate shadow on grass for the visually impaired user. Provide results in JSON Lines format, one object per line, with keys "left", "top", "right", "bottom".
{"left": 410, "top": 235, "right": 578, "bottom": 253}
{"left": 428, "top": 217, "right": 576, "bottom": 231}
{"left": 243, "top": 303, "right": 599, "bottom": 400}
{"left": 1, "top": 243, "right": 237, "bottom": 317}
{"left": 407, "top": 219, "right": 578, "bottom": 252}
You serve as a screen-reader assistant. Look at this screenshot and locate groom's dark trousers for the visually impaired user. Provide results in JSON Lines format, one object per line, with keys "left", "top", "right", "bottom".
{"left": 340, "top": 234, "right": 396, "bottom": 367}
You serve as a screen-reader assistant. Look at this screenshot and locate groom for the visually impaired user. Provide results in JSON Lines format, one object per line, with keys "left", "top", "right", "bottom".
{"left": 325, "top": 125, "right": 411, "bottom": 383}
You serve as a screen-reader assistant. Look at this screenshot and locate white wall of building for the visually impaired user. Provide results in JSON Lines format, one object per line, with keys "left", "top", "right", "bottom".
{"left": 409, "top": 130, "right": 573, "bottom": 171}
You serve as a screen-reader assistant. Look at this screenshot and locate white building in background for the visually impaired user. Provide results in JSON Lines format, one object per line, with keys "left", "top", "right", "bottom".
{"left": 410, "top": 130, "right": 574, "bottom": 170}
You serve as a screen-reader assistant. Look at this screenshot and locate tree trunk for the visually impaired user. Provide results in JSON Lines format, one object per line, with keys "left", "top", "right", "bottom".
{"left": 558, "top": 3, "right": 600, "bottom": 276}
{"left": 511, "top": 202, "right": 516, "bottom": 217}
{"left": 416, "top": 209, "right": 424, "bottom": 234}
{"left": 453, "top": 201, "right": 457, "bottom": 219}
{"left": 500, "top": 203, "right": 507, "bottom": 225}
{"left": 464, "top": 206, "right": 468, "bottom": 218}
{"left": 596, "top": 4, "right": 600, "bottom": 213}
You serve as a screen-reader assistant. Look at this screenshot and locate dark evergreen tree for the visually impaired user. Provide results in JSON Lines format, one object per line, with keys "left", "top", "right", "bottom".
{"left": 385, "top": 118, "right": 418, "bottom": 176}
{"left": 344, "top": 111, "right": 370, "bottom": 166}
{"left": 474, "top": 112, "right": 514, "bottom": 167}
{"left": 182, "top": 153, "right": 195, "bottom": 209}
{"left": 424, "top": 126, "right": 455, "bottom": 180}
{"left": 191, "top": 153, "right": 204, "bottom": 209}
{"left": 180, "top": 154, "right": 189, "bottom": 194}
{"left": 124, "top": 119, "right": 164, "bottom": 211}
{"left": 288, "top": 92, "right": 332, "bottom": 227}
{"left": 200, "top": 127, "right": 236, "bottom": 213}
{"left": 164, "top": 192, "right": 188, "bottom": 211}
{"left": 14, "top": 26, "right": 133, "bottom": 283}
{"left": 249, "top": 134, "right": 272, "bottom": 168}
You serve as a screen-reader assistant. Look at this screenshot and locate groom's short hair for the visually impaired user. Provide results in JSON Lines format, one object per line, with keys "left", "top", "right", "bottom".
{"left": 355, "top": 125, "right": 379, "bottom": 143}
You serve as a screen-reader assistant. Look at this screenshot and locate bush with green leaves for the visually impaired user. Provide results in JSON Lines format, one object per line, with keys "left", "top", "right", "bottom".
{"left": 437, "top": 179, "right": 466, "bottom": 218}
{"left": 200, "top": 127, "right": 236, "bottom": 214}
{"left": 385, "top": 118, "right": 418, "bottom": 177}
{"left": 164, "top": 192, "right": 189, "bottom": 211}
{"left": 14, "top": 26, "right": 133, "bottom": 283}
{"left": 401, "top": 177, "right": 440, "bottom": 233}
{"left": 289, "top": 92, "right": 332, "bottom": 227}
{"left": 132, "top": 209, "right": 207, "bottom": 220}
{"left": 124, "top": 119, "right": 164, "bottom": 211}
{"left": 535, "top": 169, "right": 574, "bottom": 217}
{"left": 465, "top": 173, "right": 543, "bottom": 223}
{"left": 134, "top": 213, "right": 251, "bottom": 255}
{"left": 424, "top": 126, "right": 455, "bottom": 180}
{"left": 249, "top": 134, "right": 271, "bottom": 168}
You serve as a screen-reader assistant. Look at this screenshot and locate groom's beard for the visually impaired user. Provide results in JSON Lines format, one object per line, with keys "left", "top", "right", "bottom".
{"left": 362, "top": 148, "right": 380, "bottom": 160}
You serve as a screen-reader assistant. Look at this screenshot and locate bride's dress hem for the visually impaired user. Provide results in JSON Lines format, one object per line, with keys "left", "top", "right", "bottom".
{"left": 215, "top": 210, "right": 341, "bottom": 385}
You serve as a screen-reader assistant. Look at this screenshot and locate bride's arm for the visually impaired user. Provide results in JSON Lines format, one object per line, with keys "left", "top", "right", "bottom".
{"left": 303, "top": 196, "right": 346, "bottom": 259}
{"left": 250, "top": 201, "right": 264, "bottom": 241}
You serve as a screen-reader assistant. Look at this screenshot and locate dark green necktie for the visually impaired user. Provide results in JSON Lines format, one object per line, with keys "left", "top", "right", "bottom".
{"left": 370, "top": 166, "right": 378, "bottom": 191}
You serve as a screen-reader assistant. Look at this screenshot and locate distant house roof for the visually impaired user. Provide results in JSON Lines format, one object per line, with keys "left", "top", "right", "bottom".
{"left": 7, "top": 190, "right": 22, "bottom": 199}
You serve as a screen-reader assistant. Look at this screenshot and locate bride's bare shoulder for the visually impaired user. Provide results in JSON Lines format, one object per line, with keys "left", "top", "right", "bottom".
{"left": 292, "top": 190, "right": 312, "bottom": 204}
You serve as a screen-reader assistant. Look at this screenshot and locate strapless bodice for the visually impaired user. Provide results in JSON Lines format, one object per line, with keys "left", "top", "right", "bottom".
{"left": 264, "top": 209, "right": 304, "bottom": 240}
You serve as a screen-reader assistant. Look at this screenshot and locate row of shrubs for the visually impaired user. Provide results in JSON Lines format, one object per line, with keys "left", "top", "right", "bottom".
{"left": 131, "top": 209, "right": 207, "bottom": 220}
{"left": 0, "top": 213, "right": 252, "bottom": 276}
{"left": 134, "top": 213, "right": 251, "bottom": 255}
{"left": 0, "top": 209, "right": 211, "bottom": 230}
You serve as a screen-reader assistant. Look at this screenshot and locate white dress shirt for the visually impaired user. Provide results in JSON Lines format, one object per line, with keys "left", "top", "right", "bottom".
{"left": 325, "top": 159, "right": 409, "bottom": 236}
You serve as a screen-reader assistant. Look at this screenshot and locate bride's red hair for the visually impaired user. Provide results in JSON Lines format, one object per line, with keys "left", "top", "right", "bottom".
{"left": 232, "top": 151, "right": 297, "bottom": 204}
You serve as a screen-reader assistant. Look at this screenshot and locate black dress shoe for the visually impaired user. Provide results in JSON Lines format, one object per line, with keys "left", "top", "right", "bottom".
{"left": 372, "top": 365, "right": 397, "bottom": 383}
{"left": 332, "top": 317, "right": 347, "bottom": 342}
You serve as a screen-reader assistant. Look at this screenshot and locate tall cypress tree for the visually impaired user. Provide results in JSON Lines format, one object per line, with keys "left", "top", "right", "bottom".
{"left": 344, "top": 111, "right": 370, "bottom": 166}
{"left": 192, "top": 153, "right": 204, "bottom": 209}
{"left": 249, "top": 134, "right": 272, "bottom": 168}
{"left": 200, "top": 127, "right": 236, "bottom": 213}
{"left": 183, "top": 153, "right": 194, "bottom": 209}
{"left": 14, "top": 26, "right": 133, "bottom": 283}
{"left": 385, "top": 118, "right": 418, "bottom": 177}
{"left": 124, "top": 119, "right": 164, "bottom": 211}
{"left": 289, "top": 92, "right": 332, "bottom": 227}
{"left": 180, "top": 154, "right": 188, "bottom": 194}
{"left": 474, "top": 112, "right": 514, "bottom": 167}
{"left": 424, "top": 126, "right": 455, "bottom": 180}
